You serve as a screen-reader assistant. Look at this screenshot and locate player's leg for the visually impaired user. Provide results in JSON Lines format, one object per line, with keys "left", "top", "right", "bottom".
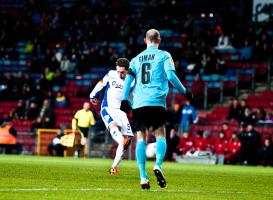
{"left": 77, "top": 127, "right": 88, "bottom": 157}
{"left": 109, "top": 123, "right": 133, "bottom": 174}
{"left": 154, "top": 125, "right": 167, "bottom": 169}
{"left": 136, "top": 128, "right": 150, "bottom": 189}
{"left": 149, "top": 106, "right": 167, "bottom": 188}
{"left": 111, "top": 109, "right": 134, "bottom": 169}
{"left": 133, "top": 107, "right": 150, "bottom": 189}
{"left": 153, "top": 125, "right": 167, "bottom": 188}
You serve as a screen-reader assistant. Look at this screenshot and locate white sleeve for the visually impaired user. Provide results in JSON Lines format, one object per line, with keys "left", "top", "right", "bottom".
{"left": 89, "top": 73, "right": 109, "bottom": 99}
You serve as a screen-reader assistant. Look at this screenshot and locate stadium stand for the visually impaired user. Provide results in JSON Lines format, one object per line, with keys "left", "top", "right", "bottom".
{"left": 0, "top": 0, "right": 272, "bottom": 165}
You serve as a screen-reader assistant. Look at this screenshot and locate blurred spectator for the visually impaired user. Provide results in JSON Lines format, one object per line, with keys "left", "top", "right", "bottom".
{"left": 166, "top": 104, "right": 181, "bottom": 152}
{"left": 176, "top": 131, "right": 194, "bottom": 155}
{"left": 241, "top": 107, "right": 256, "bottom": 125}
{"left": 238, "top": 124, "right": 261, "bottom": 165}
{"left": 60, "top": 54, "right": 75, "bottom": 73}
{"left": 254, "top": 107, "right": 266, "bottom": 121}
{"left": 0, "top": 74, "right": 8, "bottom": 101}
{"left": 259, "top": 138, "right": 273, "bottom": 166}
{"left": 0, "top": 121, "right": 22, "bottom": 154}
{"left": 166, "top": 128, "right": 180, "bottom": 161}
{"left": 193, "top": 131, "right": 205, "bottom": 151}
{"left": 13, "top": 72, "right": 25, "bottom": 99}
{"left": 25, "top": 102, "right": 39, "bottom": 120}
{"left": 37, "top": 74, "right": 51, "bottom": 91}
{"left": 45, "top": 91, "right": 56, "bottom": 106}
{"left": 240, "top": 40, "right": 252, "bottom": 60}
{"left": 252, "top": 40, "right": 262, "bottom": 62}
{"left": 77, "top": 54, "right": 89, "bottom": 74}
{"left": 222, "top": 122, "right": 233, "bottom": 140}
{"left": 226, "top": 132, "right": 241, "bottom": 164}
{"left": 265, "top": 110, "right": 273, "bottom": 122}
{"left": 24, "top": 73, "right": 33, "bottom": 88}
{"left": 39, "top": 99, "right": 54, "bottom": 122}
{"left": 55, "top": 92, "right": 68, "bottom": 107}
{"left": 203, "top": 48, "right": 226, "bottom": 75}
{"left": 24, "top": 40, "right": 34, "bottom": 54}
{"left": 239, "top": 99, "right": 248, "bottom": 120}
{"left": 228, "top": 99, "right": 241, "bottom": 121}
{"left": 14, "top": 72, "right": 26, "bottom": 91}
{"left": 53, "top": 68, "right": 65, "bottom": 86}
{"left": 21, "top": 84, "right": 32, "bottom": 102}
{"left": 32, "top": 84, "right": 46, "bottom": 106}
{"left": 214, "top": 131, "right": 228, "bottom": 165}
{"left": 49, "top": 56, "right": 61, "bottom": 72}
{"left": 190, "top": 74, "right": 205, "bottom": 107}
{"left": 166, "top": 103, "right": 181, "bottom": 132}
{"left": 202, "top": 131, "right": 214, "bottom": 153}
{"left": 44, "top": 67, "right": 55, "bottom": 82}
{"left": 4, "top": 73, "right": 16, "bottom": 100}
{"left": 260, "top": 43, "right": 271, "bottom": 61}
{"left": 181, "top": 100, "right": 198, "bottom": 133}
{"left": 13, "top": 100, "right": 26, "bottom": 120}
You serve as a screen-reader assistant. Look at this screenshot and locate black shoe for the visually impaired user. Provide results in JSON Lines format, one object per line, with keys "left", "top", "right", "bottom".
{"left": 153, "top": 166, "right": 166, "bottom": 188}
{"left": 140, "top": 180, "right": 150, "bottom": 190}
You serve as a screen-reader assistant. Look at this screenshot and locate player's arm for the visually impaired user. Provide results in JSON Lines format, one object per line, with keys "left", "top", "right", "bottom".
{"left": 164, "top": 57, "right": 194, "bottom": 101}
{"left": 120, "top": 71, "right": 134, "bottom": 113}
{"left": 166, "top": 70, "right": 186, "bottom": 93}
{"left": 121, "top": 59, "right": 136, "bottom": 113}
{"left": 72, "top": 111, "right": 80, "bottom": 133}
{"left": 89, "top": 73, "right": 109, "bottom": 105}
{"left": 122, "top": 71, "right": 135, "bottom": 100}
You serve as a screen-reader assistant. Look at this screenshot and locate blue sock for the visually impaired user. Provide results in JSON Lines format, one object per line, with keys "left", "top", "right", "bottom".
{"left": 155, "top": 137, "right": 167, "bottom": 169}
{"left": 136, "top": 141, "right": 148, "bottom": 180}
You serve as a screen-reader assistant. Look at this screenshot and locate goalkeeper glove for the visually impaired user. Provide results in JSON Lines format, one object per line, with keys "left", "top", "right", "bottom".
{"left": 120, "top": 100, "right": 131, "bottom": 113}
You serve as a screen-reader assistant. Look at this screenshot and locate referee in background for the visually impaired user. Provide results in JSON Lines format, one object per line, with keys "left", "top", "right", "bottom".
{"left": 72, "top": 102, "right": 96, "bottom": 157}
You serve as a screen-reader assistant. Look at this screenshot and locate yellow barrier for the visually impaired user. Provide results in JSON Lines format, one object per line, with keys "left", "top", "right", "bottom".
{"left": 37, "top": 129, "right": 82, "bottom": 156}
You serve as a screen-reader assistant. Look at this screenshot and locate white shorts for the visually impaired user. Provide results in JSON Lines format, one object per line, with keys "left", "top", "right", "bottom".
{"left": 101, "top": 107, "right": 133, "bottom": 136}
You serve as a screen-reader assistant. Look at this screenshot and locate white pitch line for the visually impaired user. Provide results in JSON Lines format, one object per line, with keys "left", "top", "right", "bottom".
{"left": 0, "top": 188, "right": 272, "bottom": 196}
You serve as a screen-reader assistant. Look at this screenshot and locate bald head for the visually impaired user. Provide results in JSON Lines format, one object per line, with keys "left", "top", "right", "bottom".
{"left": 145, "top": 29, "right": 161, "bottom": 45}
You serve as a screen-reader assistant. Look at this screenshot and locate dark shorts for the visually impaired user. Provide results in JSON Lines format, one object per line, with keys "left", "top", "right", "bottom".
{"left": 78, "top": 127, "right": 89, "bottom": 138}
{"left": 132, "top": 106, "right": 167, "bottom": 132}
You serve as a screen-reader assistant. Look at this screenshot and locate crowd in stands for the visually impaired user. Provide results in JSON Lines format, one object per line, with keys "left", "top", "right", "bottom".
{"left": 0, "top": 1, "right": 272, "bottom": 76}
{"left": 0, "top": 70, "right": 69, "bottom": 130}
{"left": 228, "top": 98, "right": 273, "bottom": 124}
{"left": 164, "top": 99, "right": 273, "bottom": 166}
{"left": 167, "top": 118, "right": 272, "bottom": 166}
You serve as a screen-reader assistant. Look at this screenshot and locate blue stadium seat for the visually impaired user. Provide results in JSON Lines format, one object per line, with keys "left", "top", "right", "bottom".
{"left": 185, "top": 75, "right": 195, "bottom": 81}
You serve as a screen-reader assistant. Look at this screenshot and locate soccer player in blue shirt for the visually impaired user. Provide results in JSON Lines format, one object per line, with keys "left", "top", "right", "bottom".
{"left": 121, "top": 29, "right": 194, "bottom": 189}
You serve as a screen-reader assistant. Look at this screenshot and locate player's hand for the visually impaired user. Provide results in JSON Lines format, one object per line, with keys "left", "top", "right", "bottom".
{"left": 184, "top": 88, "right": 194, "bottom": 102}
{"left": 90, "top": 98, "right": 98, "bottom": 105}
{"left": 120, "top": 100, "right": 131, "bottom": 113}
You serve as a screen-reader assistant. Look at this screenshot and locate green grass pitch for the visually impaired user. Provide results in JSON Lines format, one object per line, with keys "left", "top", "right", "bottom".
{"left": 0, "top": 155, "right": 273, "bottom": 200}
